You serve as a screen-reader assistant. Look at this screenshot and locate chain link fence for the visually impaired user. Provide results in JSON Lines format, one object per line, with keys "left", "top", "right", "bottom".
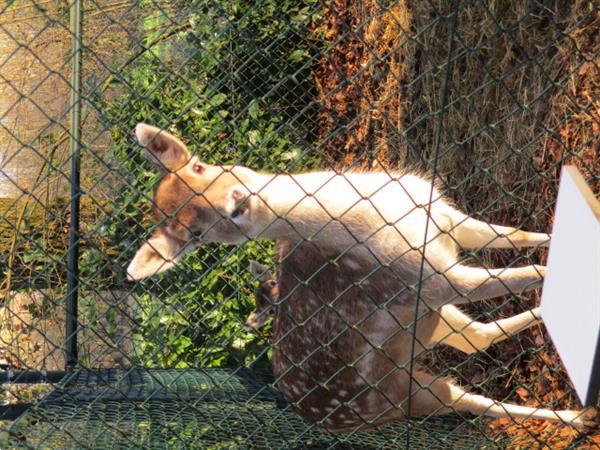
{"left": 0, "top": 0, "right": 598, "bottom": 448}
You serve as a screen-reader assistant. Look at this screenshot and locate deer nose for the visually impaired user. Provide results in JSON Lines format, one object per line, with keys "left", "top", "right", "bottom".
{"left": 232, "top": 188, "right": 245, "bottom": 202}
{"left": 229, "top": 187, "right": 251, "bottom": 221}
{"left": 244, "top": 312, "right": 260, "bottom": 330}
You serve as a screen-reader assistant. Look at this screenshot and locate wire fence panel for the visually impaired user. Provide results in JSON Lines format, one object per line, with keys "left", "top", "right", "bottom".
{"left": 0, "top": 0, "right": 598, "bottom": 448}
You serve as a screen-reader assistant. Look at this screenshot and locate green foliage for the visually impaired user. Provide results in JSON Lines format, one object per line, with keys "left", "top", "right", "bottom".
{"left": 89, "top": 0, "right": 322, "bottom": 368}
{"left": 0, "top": 197, "right": 106, "bottom": 291}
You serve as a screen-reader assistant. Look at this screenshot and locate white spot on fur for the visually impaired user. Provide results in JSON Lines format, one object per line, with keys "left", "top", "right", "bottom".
{"left": 344, "top": 259, "right": 361, "bottom": 271}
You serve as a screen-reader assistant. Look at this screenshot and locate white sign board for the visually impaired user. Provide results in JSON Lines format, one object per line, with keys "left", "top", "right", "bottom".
{"left": 541, "top": 166, "right": 600, "bottom": 406}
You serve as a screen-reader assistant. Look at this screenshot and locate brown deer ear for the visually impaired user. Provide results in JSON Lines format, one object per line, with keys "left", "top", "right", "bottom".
{"left": 126, "top": 230, "right": 197, "bottom": 280}
{"left": 250, "top": 260, "right": 273, "bottom": 282}
{"left": 135, "top": 123, "right": 191, "bottom": 172}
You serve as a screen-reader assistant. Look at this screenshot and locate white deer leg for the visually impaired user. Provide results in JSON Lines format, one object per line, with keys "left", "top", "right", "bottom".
{"left": 452, "top": 389, "right": 596, "bottom": 428}
{"left": 421, "top": 264, "right": 545, "bottom": 308}
{"left": 447, "top": 210, "right": 550, "bottom": 249}
{"left": 426, "top": 305, "right": 541, "bottom": 354}
{"left": 409, "top": 370, "right": 595, "bottom": 428}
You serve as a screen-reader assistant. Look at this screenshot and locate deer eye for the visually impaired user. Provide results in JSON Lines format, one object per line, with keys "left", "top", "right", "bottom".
{"left": 193, "top": 163, "right": 204, "bottom": 173}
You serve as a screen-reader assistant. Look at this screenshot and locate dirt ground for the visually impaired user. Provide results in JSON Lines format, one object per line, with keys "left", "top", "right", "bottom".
{"left": 0, "top": 288, "right": 134, "bottom": 412}
{"left": 0, "top": 289, "right": 134, "bottom": 371}
{"left": 313, "top": 0, "right": 598, "bottom": 448}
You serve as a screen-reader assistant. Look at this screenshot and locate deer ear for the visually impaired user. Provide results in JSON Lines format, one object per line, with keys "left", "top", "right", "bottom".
{"left": 250, "top": 260, "right": 272, "bottom": 282}
{"left": 127, "top": 230, "right": 197, "bottom": 280}
{"left": 135, "top": 123, "right": 191, "bottom": 172}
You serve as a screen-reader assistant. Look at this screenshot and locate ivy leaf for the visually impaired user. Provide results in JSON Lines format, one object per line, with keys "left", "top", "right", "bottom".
{"left": 288, "top": 49, "right": 308, "bottom": 63}
{"left": 209, "top": 93, "right": 227, "bottom": 107}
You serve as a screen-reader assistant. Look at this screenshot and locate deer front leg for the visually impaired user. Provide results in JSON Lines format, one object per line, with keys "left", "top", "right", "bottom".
{"left": 426, "top": 305, "right": 541, "bottom": 354}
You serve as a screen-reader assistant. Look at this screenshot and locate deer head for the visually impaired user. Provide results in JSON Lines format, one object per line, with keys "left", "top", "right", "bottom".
{"left": 126, "top": 124, "right": 271, "bottom": 280}
{"left": 245, "top": 260, "right": 279, "bottom": 330}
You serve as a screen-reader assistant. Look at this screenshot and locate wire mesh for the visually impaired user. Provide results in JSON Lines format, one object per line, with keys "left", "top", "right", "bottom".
{"left": 6, "top": 368, "right": 496, "bottom": 449}
{"left": 0, "top": 0, "right": 598, "bottom": 449}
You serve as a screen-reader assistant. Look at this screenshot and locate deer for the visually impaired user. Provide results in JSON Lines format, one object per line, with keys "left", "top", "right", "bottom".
{"left": 247, "top": 252, "right": 590, "bottom": 433}
{"left": 245, "top": 260, "right": 278, "bottom": 330}
{"left": 248, "top": 258, "right": 541, "bottom": 353}
{"left": 126, "top": 123, "right": 596, "bottom": 431}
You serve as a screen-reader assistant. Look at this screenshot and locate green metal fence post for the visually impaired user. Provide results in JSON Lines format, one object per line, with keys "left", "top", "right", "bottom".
{"left": 66, "top": 0, "right": 83, "bottom": 370}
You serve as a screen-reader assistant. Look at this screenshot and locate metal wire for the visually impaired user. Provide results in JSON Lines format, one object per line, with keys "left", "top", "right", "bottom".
{"left": 0, "top": 0, "right": 598, "bottom": 448}
{"left": 405, "top": 2, "right": 461, "bottom": 447}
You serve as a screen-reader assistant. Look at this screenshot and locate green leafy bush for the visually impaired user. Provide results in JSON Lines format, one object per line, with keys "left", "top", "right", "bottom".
{"left": 91, "top": 0, "right": 322, "bottom": 368}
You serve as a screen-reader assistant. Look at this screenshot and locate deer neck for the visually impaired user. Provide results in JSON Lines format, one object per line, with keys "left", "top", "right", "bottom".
{"left": 255, "top": 172, "right": 355, "bottom": 242}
